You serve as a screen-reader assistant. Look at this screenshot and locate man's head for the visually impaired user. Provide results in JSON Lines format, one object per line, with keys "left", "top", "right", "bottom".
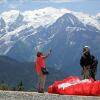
{"left": 83, "top": 46, "right": 90, "bottom": 55}
{"left": 37, "top": 52, "right": 43, "bottom": 57}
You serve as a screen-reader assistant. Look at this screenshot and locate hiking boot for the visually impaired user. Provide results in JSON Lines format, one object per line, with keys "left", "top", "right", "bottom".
{"left": 41, "top": 88, "right": 44, "bottom": 93}
{"left": 38, "top": 88, "right": 44, "bottom": 93}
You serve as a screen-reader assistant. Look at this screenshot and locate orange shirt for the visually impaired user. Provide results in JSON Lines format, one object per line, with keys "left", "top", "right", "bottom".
{"left": 35, "top": 56, "right": 46, "bottom": 75}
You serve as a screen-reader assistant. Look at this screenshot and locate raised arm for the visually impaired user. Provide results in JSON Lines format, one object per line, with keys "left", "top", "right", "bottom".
{"left": 42, "top": 49, "right": 52, "bottom": 59}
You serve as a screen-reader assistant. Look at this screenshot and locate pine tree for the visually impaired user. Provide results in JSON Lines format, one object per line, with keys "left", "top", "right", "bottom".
{"left": 16, "top": 81, "right": 24, "bottom": 91}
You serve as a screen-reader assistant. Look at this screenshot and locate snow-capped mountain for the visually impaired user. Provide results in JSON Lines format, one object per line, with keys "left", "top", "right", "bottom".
{"left": 0, "top": 17, "right": 6, "bottom": 36}
{"left": 96, "top": 13, "right": 100, "bottom": 24}
{"left": 0, "top": 7, "right": 100, "bottom": 74}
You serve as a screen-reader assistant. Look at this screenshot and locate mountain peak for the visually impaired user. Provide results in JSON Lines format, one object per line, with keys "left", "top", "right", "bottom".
{"left": 96, "top": 13, "right": 100, "bottom": 17}
{"left": 1, "top": 10, "right": 21, "bottom": 24}
{"left": 96, "top": 13, "right": 100, "bottom": 21}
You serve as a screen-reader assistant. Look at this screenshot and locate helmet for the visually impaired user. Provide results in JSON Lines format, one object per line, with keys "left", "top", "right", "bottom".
{"left": 83, "top": 46, "right": 90, "bottom": 54}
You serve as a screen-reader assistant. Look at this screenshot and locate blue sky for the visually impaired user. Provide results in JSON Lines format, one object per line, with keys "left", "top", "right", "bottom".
{"left": 0, "top": 0, "right": 100, "bottom": 15}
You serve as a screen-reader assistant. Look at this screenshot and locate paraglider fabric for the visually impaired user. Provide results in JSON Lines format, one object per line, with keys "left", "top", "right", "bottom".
{"left": 48, "top": 76, "right": 100, "bottom": 96}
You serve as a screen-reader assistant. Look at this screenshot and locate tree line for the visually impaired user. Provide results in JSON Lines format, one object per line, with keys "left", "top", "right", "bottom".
{"left": 0, "top": 80, "right": 25, "bottom": 91}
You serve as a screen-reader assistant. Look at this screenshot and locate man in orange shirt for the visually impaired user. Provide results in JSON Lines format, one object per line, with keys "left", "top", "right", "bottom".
{"left": 35, "top": 49, "right": 52, "bottom": 93}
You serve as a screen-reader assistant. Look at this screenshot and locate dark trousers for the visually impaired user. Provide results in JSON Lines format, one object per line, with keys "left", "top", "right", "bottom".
{"left": 90, "top": 67, "right": 97, "bottom": 80}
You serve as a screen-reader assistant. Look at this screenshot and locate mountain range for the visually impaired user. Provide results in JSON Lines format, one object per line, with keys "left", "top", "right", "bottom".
{"left": 0, "top": 7, "right": 100, "bottom": 80}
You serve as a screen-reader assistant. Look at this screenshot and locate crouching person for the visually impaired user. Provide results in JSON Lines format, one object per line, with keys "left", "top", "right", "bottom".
{"left": 35, "top": 49, "right": 52, "bottom": 93}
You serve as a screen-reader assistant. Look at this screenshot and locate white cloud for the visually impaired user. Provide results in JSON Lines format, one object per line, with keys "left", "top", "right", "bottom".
{"left": 31, "top": 0, "right": 85, "bottom": 2}
{"left": 8, "top": 0, "right": 26, "bottom": 3}
{"left": 0, "top": 0, "right": 27, "bottom": 3}
{"left": 49, "top": 0, "right": 85, "bottom": 3}
{"left": 0, "top": 0, "right": 3, "bottom": 3}
{"left": 31, "top": 0, "right": 86, "bottom": 3}
{"left": 0, "top": 0, "right": 7, "bottom": 4}
{"left": 0, "top": 0, "right": 85, "bottom": 4}
{"left": 50, "top": 0, "right": 73, "bottom": 3}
